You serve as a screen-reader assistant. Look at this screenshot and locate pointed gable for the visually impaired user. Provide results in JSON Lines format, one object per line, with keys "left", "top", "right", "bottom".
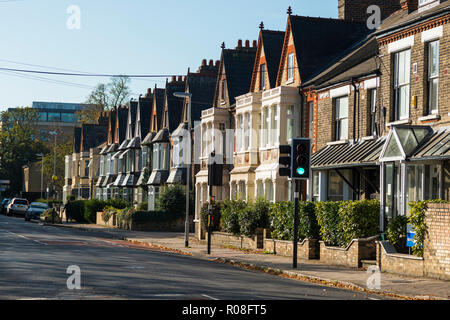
{"left": 251, "top": 29, "right": 285, "bottom": 92}
{"left": 277, "top": 15, "right": 370, "bottom": 86}
{"left": 137, "top": 90, "right": 153, "bottom": 139}
{"left": 213, "top": 41, "right": 257, "bottom": 107}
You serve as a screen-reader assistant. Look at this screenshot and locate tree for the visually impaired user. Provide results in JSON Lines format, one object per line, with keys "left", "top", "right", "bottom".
{"left": 0, "top": 107, "right": 48, "bottom": 196}
{"left": 77, "top": 76, "right": 131, "bottom": 124}
{"left": 41, "top": 139, "right": 73, "bottom": 198}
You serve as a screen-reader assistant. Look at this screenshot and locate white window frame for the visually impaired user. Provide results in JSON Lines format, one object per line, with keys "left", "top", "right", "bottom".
{"left": 427, "top": 40, "right": 439, "bottom": 115}
{"left": 335, "top": 96, "right": 349, "bottom": 141}
{"left": 287, "top": 53, "right": 294, "bottom": 82}
{"left": 393, "top": 49, "right": 411, "bottom": 121}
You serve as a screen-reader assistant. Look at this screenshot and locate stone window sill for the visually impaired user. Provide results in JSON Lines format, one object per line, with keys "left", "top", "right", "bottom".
{"left": 386, "top": 119, "right": 411, "bottom": 127}
{"left": 419, "top": 114, "right": 440, "bottom": 122}
{"left": 327, "top": 140, "right": 348, "bottom": 146}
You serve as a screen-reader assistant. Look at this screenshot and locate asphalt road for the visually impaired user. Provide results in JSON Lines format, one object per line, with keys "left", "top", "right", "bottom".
{"left": 0, "top": 214, "right": 386, "bottom": 300}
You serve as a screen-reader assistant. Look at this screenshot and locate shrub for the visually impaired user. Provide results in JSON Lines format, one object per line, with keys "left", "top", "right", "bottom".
{"left": 200, "top": 201, "right": 222, "bottom": 232}
{"left": 408, "top": 200, "right": 448, "bottom": 257}
{"left": 102, "top": 206, "right": 118, "bottom": 223}
{"left": 386, "top": 215, "right": 408, "bottom": 253}
{"left": 269, "top": 201, "right": 320, "bottom": 241}
{"left": 84, "top": 199, "right": 106, "bottom": 223}
{"left": 136, "top": 202, "right": 148, "bottom": 211}
{"left": 221, "top": 199, "right": 246, "bottom": 235}
{"left": 315, "top": 201, "right": 342, "bottom": 246}
{"left": 156, "top": 185, "right": 186, "bottom": 218}
{"left": 338, "top": 199, "right": 380, "bottom": 246}
{"left": 239, "top": 198, "right": 271, "bottom": 237}
{"left": 105, "top": 198, "right": 129, "bottom": 210}
{"left": 66, "top": 200, "right": 86, "bottom": 223}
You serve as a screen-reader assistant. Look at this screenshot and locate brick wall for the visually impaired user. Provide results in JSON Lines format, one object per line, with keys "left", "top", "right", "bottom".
{"left": 320, "top": 236, "right": 378, "bottom": 268}
{"left": 424, "top": 203, "right": 450, "bottom": 280}
{"left": 338, "top": 0, "right": 402, "bottom": 23}
{"left": 264, "top": 238, "right": 319, "bottom": 260}
{"left": 378, "top": 19, "right": 450, "bottom": 134}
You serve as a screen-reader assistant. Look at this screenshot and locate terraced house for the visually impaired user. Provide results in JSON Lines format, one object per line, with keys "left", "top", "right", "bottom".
{"left": 375, "top": 0, "right": 450, "bottom": 228}
{"left": 195, "top": 39, "right": 257, "bottom": 230}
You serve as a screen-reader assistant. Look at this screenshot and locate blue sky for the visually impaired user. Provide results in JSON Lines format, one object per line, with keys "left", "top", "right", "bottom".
{"left": 0, "top": 0, "right": 337, "bottom": 110}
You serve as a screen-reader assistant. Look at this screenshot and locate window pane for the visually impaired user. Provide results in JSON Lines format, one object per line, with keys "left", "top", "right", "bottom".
{"left": 328, "top": 171, "right": 343, "bottom": 201}
{"left": 287, "top": 106, "right": 294, "bottom": 141}
{"left": 429, "top": 78, "right": 439, "bottom": 113}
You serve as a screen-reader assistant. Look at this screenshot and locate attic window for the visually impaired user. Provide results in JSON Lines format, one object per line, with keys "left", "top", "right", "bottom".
{"left": 418, "top": 0, "right": 440, "bottom": 12}
{"left": 221, "top": 80, "right": 226, "bottom": 102}
{"left": 287, "top": 54, "right": 294, "bottom": 82}
{"left": 260, "top": 64, "right": 266, "bottom": 90}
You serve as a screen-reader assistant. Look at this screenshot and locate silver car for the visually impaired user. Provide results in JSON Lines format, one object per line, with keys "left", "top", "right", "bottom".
{"left": 7, "top": 198, "right": 29, "bottom": 216}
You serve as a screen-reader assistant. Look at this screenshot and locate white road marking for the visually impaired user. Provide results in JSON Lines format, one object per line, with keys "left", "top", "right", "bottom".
{"left": 1, "top": 229, "right": 48, "bottom": 246}
{"left": 202, "top": 294, "right": 219, "bottom": 300}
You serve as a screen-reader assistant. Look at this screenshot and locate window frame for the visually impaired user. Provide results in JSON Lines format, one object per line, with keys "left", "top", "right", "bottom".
{"left": 393, "top": 49, "right": 411, "bottom": 121}
{"left": 287, "top": 53, "right": 294, "bottom": 82}
{"left": 427, "top": 40, "right": 439, "bottom": 115}
{"left": 334, "top": 95, "right": 349, "bottom": 141}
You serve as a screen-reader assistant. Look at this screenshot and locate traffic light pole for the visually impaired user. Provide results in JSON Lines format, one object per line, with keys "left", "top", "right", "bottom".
{"left": 207, "top": 185, "right": 212, "bottom": 255}
{"left": 293, "top": 180, "right": 300, "bottom": 269}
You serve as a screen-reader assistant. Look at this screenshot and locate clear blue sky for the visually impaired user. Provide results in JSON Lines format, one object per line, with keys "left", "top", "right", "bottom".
{"left": 0, "top": 0, "right": 337, "bottom": 110}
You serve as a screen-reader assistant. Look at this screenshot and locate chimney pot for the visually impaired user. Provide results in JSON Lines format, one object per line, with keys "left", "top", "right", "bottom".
{"left": 202, "top": 59, "right": 207, "bottom": 66}
{"left": 209, "top": 59, "right": 213, "bottom": 66}
{"left": 253, "top": 40, "right": 257, "bottom": 48}
{"left": 172, "top": 76, "right": 176, "bottom": 82}
{"left": 178, "top": 76, "right": 182, "bottom": 82}
{"left": 238, "top": 39, "right": 242, "bottom": 48}
{"left": 215, "top": 60, "right": 220, "bottom": 67}
{"left": 245, "top": 40, "right": 250, "bottom": 48}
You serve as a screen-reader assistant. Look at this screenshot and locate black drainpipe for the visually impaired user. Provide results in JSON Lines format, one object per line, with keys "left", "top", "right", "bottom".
{"left": 351, "top": 79, "right": 357, "bottom": 144}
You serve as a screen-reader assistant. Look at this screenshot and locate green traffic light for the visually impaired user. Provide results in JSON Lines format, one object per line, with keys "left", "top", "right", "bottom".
{"left": 297, "top": 167, "right": 305, "bottom": 175}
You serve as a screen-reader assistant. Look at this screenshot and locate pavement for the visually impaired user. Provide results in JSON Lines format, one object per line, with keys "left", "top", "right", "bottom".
{"left": 35, "top": 221, "right": 450, "bottom": 300}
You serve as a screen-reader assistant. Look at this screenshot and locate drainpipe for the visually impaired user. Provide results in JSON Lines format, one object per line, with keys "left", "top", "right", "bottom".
{"left": 351, "top": 79, "right": 357, "bottom": 144}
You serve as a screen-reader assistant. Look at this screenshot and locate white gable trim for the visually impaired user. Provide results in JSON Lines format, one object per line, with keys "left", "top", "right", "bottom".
{"left": 421, "top": 26, "right": 443, "bottom": 43}
{"left": 388, "top": 36, "right": 414, "bottom": 54}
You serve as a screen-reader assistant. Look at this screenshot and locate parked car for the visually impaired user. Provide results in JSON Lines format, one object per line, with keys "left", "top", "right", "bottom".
{"left": 7, "top": 198, "right": 29, "bottom": 216}
{"left": 25, "top": 202, "right": 49, "bottom": 221}
{"left": 1, "top": 198, "right": 10, "bottom": 215}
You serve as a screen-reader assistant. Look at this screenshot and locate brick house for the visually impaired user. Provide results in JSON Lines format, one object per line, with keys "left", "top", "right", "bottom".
{"left": 374, "top": 0, "right": 450, "bottom": 229}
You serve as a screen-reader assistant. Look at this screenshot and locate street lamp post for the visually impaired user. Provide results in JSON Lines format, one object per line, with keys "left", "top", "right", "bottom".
{"left": 49, "top": 131, "right": 58, "bottom": 222}
{"left": 36, "top": 153, "right": 44, "bottom": 199}
{"left": 174, "top": 92, "right": 192, "bottom": 248}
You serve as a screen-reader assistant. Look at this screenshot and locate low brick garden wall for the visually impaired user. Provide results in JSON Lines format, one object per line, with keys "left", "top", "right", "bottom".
{"left": 264, "top": 238, "right": 319, "bottom": 260}
{"left": 319, "top": 236, "right": 379, "bottom": 268}
{"left": 208, "top": 229, "right": 264, "bottom": 250}
{"left": 377, "top": 241, "right": 424, "bottom": 277}
{"left": 96, "top": 211, "right": 116, "bottom": 227}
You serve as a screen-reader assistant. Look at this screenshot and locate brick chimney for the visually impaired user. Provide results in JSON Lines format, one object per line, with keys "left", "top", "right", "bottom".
{"left": 237, "top": 39, "right": 243, "bottom": 48}
{"left": 252, "top": 40, "right": 257, "bottom": 48}
{"left": 245, "top": 40, "right": 250, "bottom": 48}
{"left": 338, "top": 0, "right": 402, "bottom": 23}
{"left": 401, "top": 0, "right": 418, "bottom": 13}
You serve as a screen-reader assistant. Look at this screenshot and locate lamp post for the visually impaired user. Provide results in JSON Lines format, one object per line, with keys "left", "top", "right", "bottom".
{"left": 36, "top": 153, "right": 44, "bottom": 199}
{"left": 174, "top": 92, "right": 192, "bottom": 248}
{"left": 49, "top": 131, "right": 58, "bottom": 219}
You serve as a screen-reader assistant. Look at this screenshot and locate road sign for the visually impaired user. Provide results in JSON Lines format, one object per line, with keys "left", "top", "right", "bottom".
{"left": 406, "top": 224, "right": 416, "bottom": 248}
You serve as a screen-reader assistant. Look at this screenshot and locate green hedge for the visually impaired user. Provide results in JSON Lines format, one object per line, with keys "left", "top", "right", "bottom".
{"left": 66, "top": 200, "right": 87, "bottom": 223}
{"left": 315, "top": 201, "right": 343, "bottom": 246}
{"left": 316, "top": 200, "right": 380, "bottom": 247}
{"left": 156, "top": 185, "right": 186, "bottom": 218}
{"left": 386, "top": 215, "right": 408, "bottom": 253}
{"left": 116, "top": 208, "right": 180, "bottom": 230}
{"left": 239, "top": 198, "right": 271, "bottom": 237}
{"left": 269, "top": 201, "right": 320, "bottom": 241}
{"left": 220, "top": 199, "right": 246, "bottom": 236}
{"left": 65, "top": 198, "right": 130, "bottom": 223}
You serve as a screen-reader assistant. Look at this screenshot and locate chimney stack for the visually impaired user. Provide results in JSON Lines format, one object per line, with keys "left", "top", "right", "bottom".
{"left": 209, "top": 59, "right": 214, "bottom": 66}
{"left": 253, "top": 40, "right": 257, "bottom": 48}
{"left": 237, "top": 39, "right": 243, "bottom": 48}
{"left": 215, "top": 60, "right": 220, "bottom": 67}
{"left": 178, "top": 76, "right": 183, "bottom": 82}
{"left": 171, "top": 76, "right": 176, "bottom": 82}
{"left": 245, "top": 40, "right": 250, "bottom": 48}
{"left": 338, "top": 0, "right": 402, "bottom": 22}
{"left": 202, "top": 59, "right": 207, "bottom": 66}
{"left": 401, "top": 0, "right": 418, "bottom": 13}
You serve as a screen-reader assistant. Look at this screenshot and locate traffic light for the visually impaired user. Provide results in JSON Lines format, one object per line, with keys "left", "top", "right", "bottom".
{"left": 279, "top": 145, "right": 291, "bottom": 177}
{"left": 291, "top": 138, "right": 311, "bottom": 180}
{"left": 208, "top": 151, "right": 223, "bottom": 187}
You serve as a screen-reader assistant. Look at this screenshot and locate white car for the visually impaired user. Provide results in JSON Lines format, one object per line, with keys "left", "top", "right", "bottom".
{"left": 7, "top": 198, "right": 29, "bottom": 216}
